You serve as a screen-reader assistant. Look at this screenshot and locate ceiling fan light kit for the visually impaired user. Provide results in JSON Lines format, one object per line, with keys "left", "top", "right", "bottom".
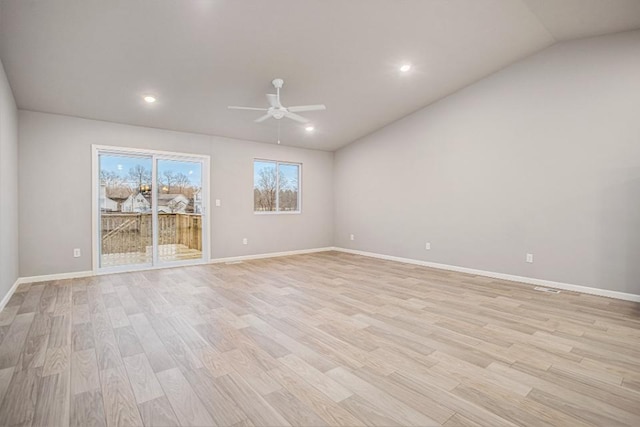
{"left": 228, "top": 78, "right": 326, "bottom": 139}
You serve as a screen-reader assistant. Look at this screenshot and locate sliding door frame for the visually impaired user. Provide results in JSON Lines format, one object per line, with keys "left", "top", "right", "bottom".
{"left": 91, "top": 144, "right": 210, "bottom": 274}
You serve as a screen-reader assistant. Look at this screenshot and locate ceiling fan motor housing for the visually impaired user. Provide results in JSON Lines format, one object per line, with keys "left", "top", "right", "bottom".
{"left": 272, "top": 110, "right": 285, "bottom": 119}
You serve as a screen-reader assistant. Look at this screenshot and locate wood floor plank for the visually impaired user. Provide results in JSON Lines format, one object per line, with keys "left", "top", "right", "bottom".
{"left": 128, "top": 313, "right": 176, "bottom": 373}
{"left": 92, "top": 326, "right": 123, "bottom": 371}
{"left": 0, "top": 367, "right": 40, "bottom": 426}
{"left": 0, "top": 312, "right": 35, "bottom": 369}
{"left": 221, "top": 347, "right": 281, "bottom": 395}
{"left": 443, "top": 413, "right": 485, "bottom": 427}
{"left": 0, "top": 366, "right": 15, "bottom": 407}
{"left": 138, "top": 395, "right": 180, "bottom": 427}
{"left": 278, "top": 353, "right": 352, "bottom": 402}
{"left": 267, "top": 366, "right": 367, "bottom": 426}
{"left": 122, "top": 353, "right": 164, "bottom": 404}
{"left": 107, "top": 306, "right": 130, "bottom": 329}
{"left": 156, "top": 367, "right": 217, "bottom": 427}
{"left": 355, "top": 365, "right": 456, "bottom": 425}
{"left": 263, "top": 388, "right": 327, "bottom": 426}
{"left": 113, "top": 325, "right": 144, "bottom": 357}
{"left": 54, "top": 283, "right": 73, "bottom": 316}
{"left": 0, "top": 305, "right": 20, "bottom": 326}
{"left": 160, "top": 333, "right": 204, "bottom": 372}
{"left": 71, "top": 389, "right": 107, "bottom": 427}
{"left": 18, "top": 284, "right": 45, "bottom": 314}
{"left": 4, "top": 291, "right": 25, "bottom": 308}
{"left": 181, "top": 367, "right": 248, "bottom": 426}
{"left": 43, "top": 346, "right": 70, "bottom": 376}
{"left": 327, "top": 366, "right": 440, "bottom": 426}
{"left": 30, "top": 312, "right": 53, "bottom": 338}
{"left": 72, "top": 321, "right": 95, "bottom": 351}
{"left": 100, "top": 365, "right": 144, "bottom": 427}
{"left": 72, "top": 303, "right": 91, "bottom": 325}
{"left": 15, "top": 333, "right": 49, "bottom": 371}
{"left": 71, "top": 349, "right": 100, "bottom": 395}
{"left": 339, "top": 394, "right": 403, "bottom": 426}
{"left": 215, "top": 372, "right": 292, "bottom": 427}
{"left": 34, "top": 370, "right": 71, "bottom": 426}
{"left": 48, "top": 313, "right": 72, "bottom": 349}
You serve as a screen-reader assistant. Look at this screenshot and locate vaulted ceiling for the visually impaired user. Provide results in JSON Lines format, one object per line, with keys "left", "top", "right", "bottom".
{"left": 1, "top": 0, "right": 639, "bottom": 150}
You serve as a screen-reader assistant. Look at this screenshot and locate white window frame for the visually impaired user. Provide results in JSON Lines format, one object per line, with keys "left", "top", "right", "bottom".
{"left": 253, "top": 159, "right": 302, "bottom": 215}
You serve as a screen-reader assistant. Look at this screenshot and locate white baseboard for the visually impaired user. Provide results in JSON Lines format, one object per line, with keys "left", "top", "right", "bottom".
{"left": 210, "top": 247, "right": 334, "bottom": 264}
{"left": 333, "top": 247, "right": 640, "bottom": 303}
{"left": 0, "top": 278, "right": 22, "bottom": 311}
{"left": 16, "top": 270, "right": 94, "bottom": 285}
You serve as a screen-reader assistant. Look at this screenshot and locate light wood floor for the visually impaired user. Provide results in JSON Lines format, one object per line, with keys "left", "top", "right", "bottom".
{"left": 0, "top": 251, "right": 639, "bottom": 427}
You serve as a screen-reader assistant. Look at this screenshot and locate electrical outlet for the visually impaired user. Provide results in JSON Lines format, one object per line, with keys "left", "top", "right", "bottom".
{"left": 73, "top": 248, "right": 81, "bottom": 258}
{"left": 526, "top": 253, "right": 534, "bottom": 263}
{"left": 425, "top": 242, "right": 431, "bottom": 250}
{"left": 350, "top": 234, "right": 355, "bottom": 241}
{"left": 215, "top": 199, "right": 221, "bottom": 207}
{"left": 242, "top": 238, "right": 248, "bottom": 245}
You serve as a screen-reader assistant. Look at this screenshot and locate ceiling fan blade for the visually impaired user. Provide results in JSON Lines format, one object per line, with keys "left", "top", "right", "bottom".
{"left": 254, "top": 113, "right": 272, "bottom": 123}
{"left": 228, "top": 106, "right": 268, "bottom": 111}
{"left": 284, "top": 112, "right": 309, "bottom": 123}
{"left": 287, "top": 104, "right": 326, "bottom": 113}
{"left": 266, "top": 94, "right": 282, "bottom": 108}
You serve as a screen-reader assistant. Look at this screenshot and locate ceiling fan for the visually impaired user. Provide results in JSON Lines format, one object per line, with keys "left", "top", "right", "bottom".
{"left": 228, "top": 78, "right": 326, "bottom": 124}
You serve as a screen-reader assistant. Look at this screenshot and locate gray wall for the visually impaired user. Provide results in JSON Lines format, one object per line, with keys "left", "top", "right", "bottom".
{"left": 334, "top": 30, "right": 640, "bottom": 295}
{"left": 0, "top": 58, "right": 18, "bottom": 300}
{"left": 18, "top": 111, "right": 333, "bottom": 276}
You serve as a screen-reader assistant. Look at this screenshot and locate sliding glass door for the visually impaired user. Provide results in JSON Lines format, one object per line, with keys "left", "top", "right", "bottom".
{"left": 155, "top": 158, "right": 204, "bottom": 265}
{"left": 94, "top": 146, "right": 208, "bottom": 272}
{"left": 98, "top": 153, "right": 154, "bottom": 269}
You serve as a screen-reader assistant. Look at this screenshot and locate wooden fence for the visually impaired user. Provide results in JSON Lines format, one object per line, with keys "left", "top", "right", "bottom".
{"left": 101, "top": 213, "right": 202, "bottom": 254}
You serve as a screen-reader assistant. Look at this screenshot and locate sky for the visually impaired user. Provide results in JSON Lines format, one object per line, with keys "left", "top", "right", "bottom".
{"left": 254, "top": 161, "right": 299, "bottom": 190}
{"left": 100, "top": 154, "right": 202, "bottom": 187}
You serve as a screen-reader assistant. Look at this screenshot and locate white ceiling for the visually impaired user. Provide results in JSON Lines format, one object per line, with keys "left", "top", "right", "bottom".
{"left": 1, "top": 1, "right": 639, "bottom": 151}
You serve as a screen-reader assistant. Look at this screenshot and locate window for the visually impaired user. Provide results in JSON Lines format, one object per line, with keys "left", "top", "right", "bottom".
{"left": 254, "top": 160, "right": 301, "bottom": 213}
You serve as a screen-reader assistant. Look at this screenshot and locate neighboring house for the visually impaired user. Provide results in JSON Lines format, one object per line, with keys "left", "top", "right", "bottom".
{"left": 157, "top": 194, "right": 189, "bottom": 213}
{"left": 121, "top": 193, "right": 151, "bottom": 213}
{"left": 110, "top": 197, "right": 129, "bottom": 212}
{"left": 192, "top": 189, "right": 202, "bottom": 214}
{"left": 99, "top": 184, "right": 118, "bottom": 212}
{"left": 120, "top": 192, "right": 190, "bottom": 213}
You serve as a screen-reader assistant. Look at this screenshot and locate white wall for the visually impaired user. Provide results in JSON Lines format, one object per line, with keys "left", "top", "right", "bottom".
{"left": 0, "top": 58, "right": 18, "bottom": 301}
{"left": 18, "top": 111, "right": 333, "bottom": 277}
{"left": 334, "top": 30, "right": 640, "bottom": 295}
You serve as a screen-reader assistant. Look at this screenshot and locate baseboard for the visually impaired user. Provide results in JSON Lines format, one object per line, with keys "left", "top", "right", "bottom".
{"left": 0, "top": 278, "right": 22, "bottom": 311}
{"left": 16, "top": 270, "right": 94, "bottom": 286}
{"left": 210, "top": 247, "right": 334, "bottom": 264}
{"left": 333, "top": 247, "right": 640, "bottom": 303}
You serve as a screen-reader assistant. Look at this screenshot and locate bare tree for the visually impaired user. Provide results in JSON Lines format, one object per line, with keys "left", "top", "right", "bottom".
{"left": 174, "top": 173, "right": 190, "bottom": 193}
{"left": 161, "top": 170, "right": 176, "bottom": 192}
{"left": 128, "top": 165, "right": 151, "bottom": 190}
{"left": 255, "top": 167, "right": 277, "bottom": 211}
{"left": 100, "top": 170, "right": 121, "bottom": 187}
{"left": 254, "top": 166, "right": 290, "bottom": 211}
{"left": 101, "top": 170, "right": 132, "bottom": 198}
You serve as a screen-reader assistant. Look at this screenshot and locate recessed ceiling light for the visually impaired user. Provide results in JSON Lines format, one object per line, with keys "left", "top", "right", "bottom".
{"left": 144, "top": 95, "right": 156, "bottom": 103}
{"left": 305, "top": 125, "right": 315, "bottom": 132}
{"left": 400, "top": 64, "right": 412, "bottom": 72}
